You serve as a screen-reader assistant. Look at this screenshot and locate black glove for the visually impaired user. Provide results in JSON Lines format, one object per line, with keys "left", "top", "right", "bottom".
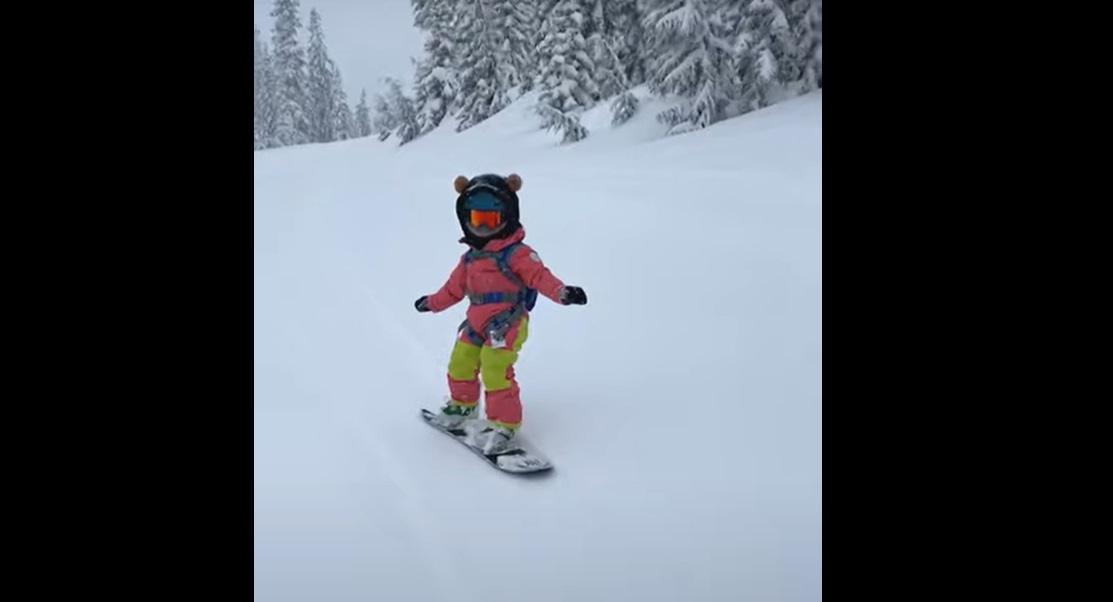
{"left": 560, "top": 286, "right": 588, "bottom": 306}
{"left": 415, "top": 296, "right": 431, "bottom": 313}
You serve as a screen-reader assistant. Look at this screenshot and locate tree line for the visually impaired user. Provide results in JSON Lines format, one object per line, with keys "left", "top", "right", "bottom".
{"left": 255, "top": 0, "right": 822, "bottom": 152}
{"left": 382, "top": 0, "right": 822, "bottom": 145}
{"left": 254, "top": 0, "right": 372, "bottom": 150}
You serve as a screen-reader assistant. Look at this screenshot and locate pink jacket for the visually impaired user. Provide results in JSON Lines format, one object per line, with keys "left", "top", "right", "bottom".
{"left": 425, "top": 228, "right": 566, "bottom": 332}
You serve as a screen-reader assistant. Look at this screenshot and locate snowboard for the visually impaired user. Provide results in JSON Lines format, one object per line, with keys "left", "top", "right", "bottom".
{"left": 420, "top": 408, "right": 554, "bottom": 475}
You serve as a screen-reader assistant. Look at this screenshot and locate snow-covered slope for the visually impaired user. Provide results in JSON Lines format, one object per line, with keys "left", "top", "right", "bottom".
{"left": 254, "top": 91, "right": 823, "bottom": 602}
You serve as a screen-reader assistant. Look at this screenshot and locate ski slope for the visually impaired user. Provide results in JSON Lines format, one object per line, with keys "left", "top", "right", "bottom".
{"left": 254, "top": 91, "right": 823, "bottom": 602}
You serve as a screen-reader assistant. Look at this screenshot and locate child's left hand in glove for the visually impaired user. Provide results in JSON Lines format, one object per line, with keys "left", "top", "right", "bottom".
{"left": 559, "top": 286, "right": 588, "bottom": 306}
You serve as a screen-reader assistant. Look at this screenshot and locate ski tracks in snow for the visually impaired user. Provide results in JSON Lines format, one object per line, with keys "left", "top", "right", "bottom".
{"left": 340, "top": 414, "right": 474, "bottom": 602}
{"left": 308, "top": 206, "right": 477, "bottom": 602}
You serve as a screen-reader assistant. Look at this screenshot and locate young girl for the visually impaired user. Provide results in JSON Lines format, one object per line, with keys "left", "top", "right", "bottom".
{"left": 415, "top": 173, "right": 588, "bottom": 453}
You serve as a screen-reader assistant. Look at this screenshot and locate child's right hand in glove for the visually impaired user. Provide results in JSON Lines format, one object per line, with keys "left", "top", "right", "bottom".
{"left": 560, "top": 286, "right": 588, "bottom": 306}
{"left": 414, "top": 296, "right": 431, "bottom": 313}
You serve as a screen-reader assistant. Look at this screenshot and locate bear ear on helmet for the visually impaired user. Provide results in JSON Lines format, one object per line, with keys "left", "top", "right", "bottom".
{"left": 452, "top": 173, "right": 524, "bottom": 194}
{"left": 454, "top": 176, "right": 470, "bottom": 194}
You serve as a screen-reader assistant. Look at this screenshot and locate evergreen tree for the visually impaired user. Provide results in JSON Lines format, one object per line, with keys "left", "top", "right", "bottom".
{"left": 255, "top": 26, "right": 267, "bottom": 149}
{"left": 411, "top": 0, "right": 458, "bottom": 135}
{"left": 600, "top": 0, "right": 648, "bottom": 89}
{"left": 331, "top": 64, "right": 356, "bottom": 141}
{"left": 355, "top": 89, "right": 373, "bottom": 138}
{"left": 641, "top": 0, "right": 738, "bottom": 135}
{"left": 610, "top": 90, "right": 639, "bottom": 126}
{"left": 390, "top": 81, "right": 422, "bottom": 145}
{"left": 453, "top": 0, "right": 512, "bottom": 131}
{"left": 721, "top": 0, "right": 787, "bottom": 113}
{"left": 569, "top": 0, "right": 618, "bottom": 100}
{"left": 270, "top": 0, "right": 310, "bottom": 146}
{"left": 791, "top": 0, "right": 822, "bottom": 91}
{"left": 369, "top": 78, "right": 420, "bottom": 144}
{"left": 255, "top": 26, "right": 280, "bottom": 149}
{"left": 491, "top": 1, "right": 538, "bottom": 94}
{"left": 535, "top": 0, "right": 601, "bottom": 143}
{"left": 306, "top": 8, "right": 336, "bottom": 143}
{"left": 371, "top": 86, "right": 396, "bottom": 141}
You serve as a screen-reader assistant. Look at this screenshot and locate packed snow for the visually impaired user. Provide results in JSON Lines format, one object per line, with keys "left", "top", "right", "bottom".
{"left": 254, "top": 90, "right": 823, "bottom": 602}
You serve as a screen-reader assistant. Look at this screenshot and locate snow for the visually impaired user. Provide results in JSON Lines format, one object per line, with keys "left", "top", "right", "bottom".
{"left": 254, "top": 91, "right": 823, "bottom": 602}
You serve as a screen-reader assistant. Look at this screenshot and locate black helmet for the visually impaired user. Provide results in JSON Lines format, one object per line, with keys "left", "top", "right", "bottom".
{"left": 453, "top": 173, "right": 523, "bottom": 247}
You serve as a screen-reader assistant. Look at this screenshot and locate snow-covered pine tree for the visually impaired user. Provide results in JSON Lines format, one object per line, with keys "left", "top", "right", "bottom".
{"left": 369, "top": 78, "right": 414, "bottom": 141}
{"left": 578, "top": 0, "right": 629, "bottom": 99}
{"left": 270, "top": 0, "right": 311, "bottom": 146}
{"left": 535, "top": 0, "right": 601, "bottom": 143}
{"left": 388, "top": 79, "right": 421, "bottom": 145}
{"left": 372, "top": 89, "right": 394, "bottom": 141}
{"left": 331, "top": 63, "right": 356, "bottom": 140}
{"left": 255, "top": 26, "right": 281, "bottom": 150}
{"left": 607, "top": 0, "right": 648, "bottom": 88}
{"left": 723, "top": 0, "right": 793, "bottom": 113}
{"left": 306, "top": 8, "right": 337, "bottom": 143}
{"left": 355, "top": 89, "right": 372, "bottom": 138}
{"left": 371, "top": 78, "right": 419, "bottom": 143}
{"left": 452, "top": 0, "right": 512, "bottom": 132}
{"left": 533, "top": 0, "right": 562, "bottom": 35}
{"left": 594, "top": 38, "right": 629, "bottom": 101}
{"left": 491, "top": 0, "right": 538, "bottom": 95}
{"left": 255, "top": 26, "right": 266, "bottom": 149}
{"left": 411, "top": 0, "right": 458, "bottom": 135}
{"left": 641, "top": 0, "right": 738, "bottom": 135}
{"left": 611, "top": 90, "right": 639, "bottom": 126}
{"left": 574, "top": 0, "right": 643, "bottom": 126}
{"left": 791, "top": 0, "right": 821, "bottom": 92}
{"left": 520, "top": 0, "right": 561, "bottom": 93}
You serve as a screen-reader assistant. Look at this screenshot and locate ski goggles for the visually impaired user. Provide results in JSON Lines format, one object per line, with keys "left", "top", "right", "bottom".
{"left": 464, "top": 191, "right": 504, "bottom": 229}
{"left": 470, "top": 210, "right": 502, "bottom": 229}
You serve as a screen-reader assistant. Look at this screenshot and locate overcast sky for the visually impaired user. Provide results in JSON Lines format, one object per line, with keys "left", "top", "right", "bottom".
{"left": 254, "top": 0, "right": 425, "bottom": 100}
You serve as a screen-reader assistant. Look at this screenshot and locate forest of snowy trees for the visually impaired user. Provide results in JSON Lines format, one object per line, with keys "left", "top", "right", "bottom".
{"left": 389, "top": 0, "right": 821, "bottom": 145}
{"left": 254, "top": 0, "right": 822, "bottom": 152}
{"left": 254, "top": 0, "right": 372, "bottom": 150}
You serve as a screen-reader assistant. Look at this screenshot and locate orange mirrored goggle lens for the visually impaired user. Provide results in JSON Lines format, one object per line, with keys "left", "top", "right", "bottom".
{"left": 470, "top": 210, "right": 502, "bottom": 229}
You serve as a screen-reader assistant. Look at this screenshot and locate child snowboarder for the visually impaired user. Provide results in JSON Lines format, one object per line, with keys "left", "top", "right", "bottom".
{"left": 414, "top": 173, "right": 587, "bottom": 453}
